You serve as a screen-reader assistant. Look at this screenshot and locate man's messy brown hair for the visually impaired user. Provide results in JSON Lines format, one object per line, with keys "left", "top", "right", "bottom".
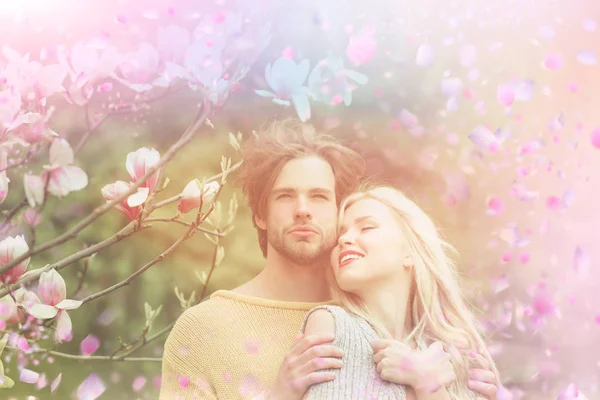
{"left": 236, "top": 119, "right": 366, "bottom": 257}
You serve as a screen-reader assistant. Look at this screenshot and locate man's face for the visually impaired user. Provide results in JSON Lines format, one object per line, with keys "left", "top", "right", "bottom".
{"left": 256, "top": 156, "right": 338, "bottom": 265}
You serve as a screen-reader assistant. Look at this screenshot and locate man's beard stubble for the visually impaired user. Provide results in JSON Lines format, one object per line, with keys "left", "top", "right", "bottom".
{"left": 267, "top": 224, "right": 336, "bottom": 266}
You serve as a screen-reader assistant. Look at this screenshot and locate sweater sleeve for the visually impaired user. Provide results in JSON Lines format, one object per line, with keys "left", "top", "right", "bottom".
{"left": 299, "top": 305, "right": 360, "bottom": 400}
{"left": 159, "top": 308, "right": 217, "bottom": 400}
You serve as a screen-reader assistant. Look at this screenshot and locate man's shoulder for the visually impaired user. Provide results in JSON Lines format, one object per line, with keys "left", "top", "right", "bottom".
{"left": 165, "top": 295, "right": 238, "bottom": 351}
{"left": 173, "top": 294, "right": 238, "bottom": 327}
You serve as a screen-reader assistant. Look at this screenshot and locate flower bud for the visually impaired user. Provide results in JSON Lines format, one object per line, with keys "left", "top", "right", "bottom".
{"left": 37, "top": 269, "right": 66, "bottom": 307}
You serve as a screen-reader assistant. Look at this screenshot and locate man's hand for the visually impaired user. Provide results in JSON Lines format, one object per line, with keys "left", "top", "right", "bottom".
{"left": 264, "top": 333, "right": 344, "bottom": 400}
{"left": 467, "top": 351, "right": 499, "bottom": 400}
{"left": 372, "top": 340, "right": 456, "bottom": 392}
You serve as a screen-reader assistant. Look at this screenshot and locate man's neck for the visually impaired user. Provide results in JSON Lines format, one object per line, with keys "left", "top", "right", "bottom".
{"left": 236, "top": 256, "right": 332, "bottom": 303}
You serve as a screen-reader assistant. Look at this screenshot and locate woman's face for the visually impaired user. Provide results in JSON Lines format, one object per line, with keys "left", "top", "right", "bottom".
{"left": 330, "top": 198, "right": 412, "bottom": 294}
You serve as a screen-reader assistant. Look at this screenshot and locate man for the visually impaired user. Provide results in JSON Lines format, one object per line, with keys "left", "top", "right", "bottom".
{"left": 159, "top": 119, "right": 499, "bottom": 399}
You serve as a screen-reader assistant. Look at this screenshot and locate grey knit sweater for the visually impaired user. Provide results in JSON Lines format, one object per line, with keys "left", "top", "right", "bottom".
{"left": 300, "top": 305, "right": 407, "bottom": 400}
{"left": 300, "top": 305, "right": 479, "bottom": 400}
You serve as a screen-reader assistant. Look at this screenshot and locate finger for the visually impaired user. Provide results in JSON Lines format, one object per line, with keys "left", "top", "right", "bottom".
{"left": 370, "top": 339, "right": 393, "bottom": 352}
{"left": 296, "top": 344, "right": 344, "bottom": 368}
{"left": 373, "top": 349, "right": 393, "bottom": 365}
{"left": 469, "top": 368, "right": 496, "bottom": 384}
{"left": 292, "top": 334, "right": 336, "bottom": 357}
{"left": 375, "top": 361, "right": 383, "bottom": 375}
{"left": 298, "top": 370, "right": 337, "bottom": 390}
{"left": 292, "top": 333, "right": 304, "bottom": 346}
{"left": 297, "top": 356, "right": 344, "bottom": 376}
{"left": 373, "top": 351, "right": 384, "bottom": 364}
{"left": 467, "top": 379, "right": 497, "bottom": 397}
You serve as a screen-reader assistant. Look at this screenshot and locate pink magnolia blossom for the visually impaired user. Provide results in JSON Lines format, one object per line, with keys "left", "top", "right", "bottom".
{"left": 31, "top": 270, "right": 81, "bottom": 343}
{"left": 0, "top": 235, "right": 30, "bottom": 284}
{"left": 37, "top": 269, "right": 66, "bottom": 307}
{"left": 126, "top": 147, "right": 161, "bottom": 194}
{"left": 0, "top": 288, "right": 41, "bottom": 326}
{"left": 58, "top": 40, "right": 121, "bottom": 106}
{"left": 101, "top": 180, "right": 146, "bottom": 221}
{"left": 1, "top": 45, "right": 67, "bottom": 101}
{"left": 43, "top": 138, "right": 88, "bottom": 198}
{"left": 177, "top": 180, "right": 220, "bottom": 214}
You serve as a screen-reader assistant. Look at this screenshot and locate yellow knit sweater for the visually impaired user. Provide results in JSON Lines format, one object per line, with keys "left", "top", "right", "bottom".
{"left": 159, "top": 290, "right": 333, "bottom": 400}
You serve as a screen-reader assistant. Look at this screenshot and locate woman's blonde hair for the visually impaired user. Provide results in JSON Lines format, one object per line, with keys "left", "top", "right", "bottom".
{"left": 329, "top": 183, "right": 499, "bottom": 399}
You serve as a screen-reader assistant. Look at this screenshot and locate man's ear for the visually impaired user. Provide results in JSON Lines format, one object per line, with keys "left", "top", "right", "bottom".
{"left": 255, "top": 214, "right": 266, "bottom": 230}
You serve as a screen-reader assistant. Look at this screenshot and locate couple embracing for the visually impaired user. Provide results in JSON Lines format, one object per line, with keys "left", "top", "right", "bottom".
{"left": 160, "top": 120, "right": 501, "bottom": 400}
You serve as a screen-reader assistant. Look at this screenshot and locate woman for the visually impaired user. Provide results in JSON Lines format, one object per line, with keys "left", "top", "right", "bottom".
{"left": 301, "top": 185, "right": 499, "bottom": 399}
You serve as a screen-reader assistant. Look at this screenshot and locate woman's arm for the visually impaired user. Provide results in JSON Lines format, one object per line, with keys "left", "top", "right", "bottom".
{"left": 300, "top": 308, "right": 341, "bottom": 400}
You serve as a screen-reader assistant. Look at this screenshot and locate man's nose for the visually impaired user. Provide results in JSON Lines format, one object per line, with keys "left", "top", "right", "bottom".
{"left": 294, "top": 197, "right": 312, "bottom": 220}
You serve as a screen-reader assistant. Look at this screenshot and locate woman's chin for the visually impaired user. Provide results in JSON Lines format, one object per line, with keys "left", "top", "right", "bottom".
{"left": 337, "top": 271, "right": 366, "bottom": 293}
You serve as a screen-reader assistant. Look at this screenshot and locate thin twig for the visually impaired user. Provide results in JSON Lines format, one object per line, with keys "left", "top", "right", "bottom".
{"left": 79, "top": 204, "right": 210, "bottom": 305}
{"left": 0, "top": 198, "right": 27, "bottom": 232}
{"left": 144, "top": 217, "right": 224, "bottom": 236}
{"left": 201, "top": 237, "right": 221, "bottom": 300}
{"left": 4, "top": 346, "right": 161, "bottom": 362}
{"left": 71, "top": 251, "right": 91, "bottom": 298}
{"left": 73, "top": 104, "right": 105, "bottom": 155}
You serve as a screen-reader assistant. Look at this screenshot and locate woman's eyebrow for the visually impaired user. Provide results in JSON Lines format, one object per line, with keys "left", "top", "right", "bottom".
{"left": 354, "top": 216, "right": 376, "bottom": 224}
{"left": 338, "top": 216, "right": 377, "bottom": 234}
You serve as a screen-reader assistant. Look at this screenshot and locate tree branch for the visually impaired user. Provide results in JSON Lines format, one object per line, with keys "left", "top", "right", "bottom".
{"left": 0, "top": 222, "right": 142, "bottom": 295}
{"left": 0, "top": 100, "right": 212, "bottom": 282}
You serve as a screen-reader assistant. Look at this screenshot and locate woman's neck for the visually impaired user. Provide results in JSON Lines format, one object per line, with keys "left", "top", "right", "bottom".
{"left": 360, "top": 280, "right": 412, "bottom": 342}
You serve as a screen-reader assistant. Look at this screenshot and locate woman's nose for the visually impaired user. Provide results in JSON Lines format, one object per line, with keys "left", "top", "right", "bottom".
{"left": 338, "top": 232, "right": 355, "bottom": 246}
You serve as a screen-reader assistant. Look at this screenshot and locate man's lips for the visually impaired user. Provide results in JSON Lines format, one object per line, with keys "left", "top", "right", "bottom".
{"left": 289, "top": 226, "right": 317, "bottom": 237}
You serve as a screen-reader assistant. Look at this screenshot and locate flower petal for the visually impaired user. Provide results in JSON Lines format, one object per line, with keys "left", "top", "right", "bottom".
{"left": 55, "top": 311, "right": 73, "bottom": 343}
{"left": 49, "top": 138, "right": 74, "bottom": 167}
{"left": 127, "top": 187, "right": 150, "bottom": 207}
{"left": 28, "top": 304, "right": 58, "bottom": 319}
{"left": 55, "top": 299, "right": 83, "bottom": 310}
{"left": 61, "top": 166, "right": 88, "bottom": 191}
{"left": 291, "top": 94, "right": 311, "bottom": 122}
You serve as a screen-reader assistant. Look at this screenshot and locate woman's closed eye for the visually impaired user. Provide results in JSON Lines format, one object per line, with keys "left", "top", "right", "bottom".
{"left": 361, "top": 226, "right": 376, "bottom": 232}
